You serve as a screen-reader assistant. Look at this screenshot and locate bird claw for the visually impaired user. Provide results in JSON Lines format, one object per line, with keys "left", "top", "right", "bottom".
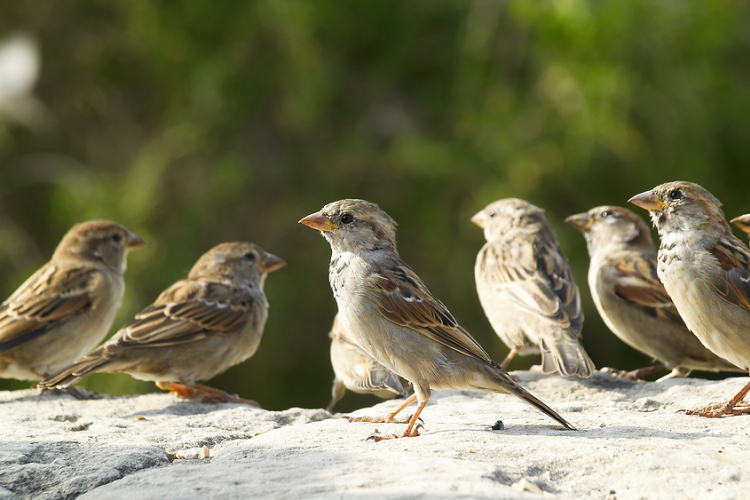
{"left": 680, "top": 402, "right": 750, "bottom": 418}
{"left": 365, "top": 424, "right": 424, "bottom": 442}
{"left": 601, "top": 367, "right": 642, "bottom": 381}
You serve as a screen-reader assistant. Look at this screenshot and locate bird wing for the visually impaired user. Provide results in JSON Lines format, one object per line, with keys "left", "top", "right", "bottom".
{"left": 478, "top": 235, "right": 583, "bottom": 334}
{"left": 373, "top": 261, "right": 493, "bottom": 364}
{"left": 0, "top": 264, "right": 99, "bottom": 353}
{"left": 706, "top": 238, "right": 750, "bottom": 312}
{"left": 111, "top": 279, "right": 255, "bottom": 348}
{"left": 611, "top": 255, "right": 686, "bottom": 327}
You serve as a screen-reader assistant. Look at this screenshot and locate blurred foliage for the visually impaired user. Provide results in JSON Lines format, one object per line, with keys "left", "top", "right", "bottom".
{"left": 0, "top": 0, "right": 748, "bottom": 411}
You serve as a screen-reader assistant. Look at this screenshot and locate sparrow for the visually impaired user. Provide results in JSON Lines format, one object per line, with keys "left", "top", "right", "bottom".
{"left": 38, "top": 242, "right": 285, "bottom": 405}
{"left": 327, "top": 313, "right": 409, "bottom": 412}
{"left": 630, "top": 181, "right": 750, "bottom": 417}
{"left": 730, "top": 214, "right": 750, "bottom": 241}
{"left": 0, "top": 220, "right": 144, "bottom": 382}
{"left": 472, "top": 199, "right": 594, "bottom": 377}
{"left": 300, "top": 199, "right": 574, "bottom": 440}
{"left": 566, "top": 206, "right": 741, "bottom": 380}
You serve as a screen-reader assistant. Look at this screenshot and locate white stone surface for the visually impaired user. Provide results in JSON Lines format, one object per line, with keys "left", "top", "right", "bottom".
{"left": 1, "top": 371, "right": 748, "bottom": 499}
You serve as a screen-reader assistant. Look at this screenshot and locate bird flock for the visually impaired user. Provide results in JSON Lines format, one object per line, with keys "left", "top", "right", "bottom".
{"left": 1, "top": 180, "right": 748, "bottom": 440}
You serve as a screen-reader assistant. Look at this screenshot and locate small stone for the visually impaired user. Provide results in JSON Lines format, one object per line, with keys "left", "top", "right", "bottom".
{"left": 491, "top": 420, "right": 505, "bottom": 431}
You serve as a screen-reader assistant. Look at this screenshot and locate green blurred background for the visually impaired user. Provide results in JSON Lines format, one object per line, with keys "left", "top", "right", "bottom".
{"left": 1, "top": 1, "right": 749, "bottom": 412}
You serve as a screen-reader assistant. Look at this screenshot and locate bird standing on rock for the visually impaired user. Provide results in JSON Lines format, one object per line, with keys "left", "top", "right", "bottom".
{"left": 300, "top": 199, "right": 575, "bottom": 440}
{"left": 473, "top": 199, "right": 594, "bottom": 377}
{"left": 566, "top": 206, "right": 741, "bottom": 380}
{"left": 39, "top": 242, "right": 285, "bottom": 405}
{"left": 327, "top": 313, "right": 409, "bottom": 412}
{"left": 630, "top": 181, "right": 750, "bottom": 417}
{"left": 0, "top": 220, "right": 144, "bottom": 382}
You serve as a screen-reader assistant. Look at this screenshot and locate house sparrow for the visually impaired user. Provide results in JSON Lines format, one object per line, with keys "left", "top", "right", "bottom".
{"left": 300, "top": 199, "right": 574, "bottom": 440}
{"left": 38, "top": 242, "right": 285, "bottom": 405}
{"left": 730, "top": 214, "right": 750, "bottom": 241}
{"left": 327, "top": 313, "right": 410, "bottom": 412}
{"left": 630, "top": 182, "right": 750, "bottom": 417}
{"left": 0, "top": 220, "right": 144, "bottom": 382}
{"left": 472, "top": 199, "right": 594, "bottom": 377}
{"left": 566, "top": 206, "right": 741, "bottom": 380}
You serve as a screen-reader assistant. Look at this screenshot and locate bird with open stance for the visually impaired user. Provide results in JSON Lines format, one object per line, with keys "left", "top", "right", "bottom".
{"left": 326, "top": 313, "right": 409, "bottom": 412}
{"left": 300, "top": 199, "right": 575, "bottom": 440}
{"left": 38, "top": 242, "right": 285, "bottom": 405}
{"left": 0, "top": 220, "right": 144, "bottom": 386}
{"left": 473, "top": 198, "right": 594, "bottom": 378}
{"left": 566, "top": 206, "right": 741, "bottom": 381}
{"left": 630, "top": 181, "right": 750, "bottom": 417}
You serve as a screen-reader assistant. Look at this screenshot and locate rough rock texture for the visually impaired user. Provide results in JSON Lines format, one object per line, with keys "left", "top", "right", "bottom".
{"left": 1, "top": 372, "right": 748, "bottom": 499}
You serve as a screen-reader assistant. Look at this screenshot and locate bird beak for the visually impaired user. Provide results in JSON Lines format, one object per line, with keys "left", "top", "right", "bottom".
{"left": 259, "top": 253, "right": 286, "bottom": 273}
{"left": 471, "top": 211, "right": 488, "bottom": 229}
{"left": 564, "top": 213, "right": 593, "bottom": 231}
{"left": 730, "top": 215, "right": 750, "bottom": 235}
{"left": 629, "top": 190, "right": 666, "bottom": 211}
{"left": 299, "top": 211, "right": 338, "bottom": 232}
{"left": 125, "top": 232, "right": 145, "bottom": 251}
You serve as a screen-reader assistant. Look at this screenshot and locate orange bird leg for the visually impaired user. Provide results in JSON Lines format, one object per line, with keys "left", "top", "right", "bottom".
{"left": 367, "top": 398, "right": 428, "bottom": 442}
{"left": 499, "top": 348, "right": 519, "bottom": 371}
{"left": 682, "top": 379, "right": 750, "bottom": 418}
{"left": 156, "top": 382, "right": 260, "bottom": 407}
{"left": 347, "top": 393, "right": 418, "bottom": 425}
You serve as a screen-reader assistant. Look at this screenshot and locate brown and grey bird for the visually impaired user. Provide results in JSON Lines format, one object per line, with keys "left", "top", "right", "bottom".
{"left": 327, "top": 313, "right": 409, "bottom": 412}
{"left": 0, "top": 220, "right": 144, "bottom": 382}
{"left": 472, "top": 199, "right": 594, "bottom": 377}
{"left": 730, "top": 214, "right": 750, "bottom": 241}
{"left": 566, "top": 206, "right": 741, "bottom": 380}
{"left": 300, "top": 199, "right": 574, "bottom": 440}
{"left": 39, "top": 242, "right": 285, "bottom": 405}
{"left": 630, "top": 181, "right": 750, "bottom": 417}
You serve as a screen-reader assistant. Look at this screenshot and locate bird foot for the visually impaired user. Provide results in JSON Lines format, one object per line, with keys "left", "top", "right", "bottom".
{"left": 40, "top": 387, "right": 104, "bottom": 400}
{"left": 157, "top": 382, "right": 261, "bottom": 407}
{"left": 366, "top": 424, "right": 424, "bottom": 442}
{"left": 601, "top": 367, "right": 645, "bottom": 381}
{"left": 680, "top": 402, "right": 750, "bottom": 418}
{"left": 346, "top": 414, "right": 415, "bottom": 425}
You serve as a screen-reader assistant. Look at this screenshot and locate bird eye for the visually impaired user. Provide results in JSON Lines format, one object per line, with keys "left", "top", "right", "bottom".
{"left": 111, "top": 234, "right": 122, "bottom": 243}
{"left": 489, "top": 211, "right": 496, "bottom": 217}
{"left": 244, "top": 252, "right": 256, "bottom": 261}
{"left": 601, "top": 210, "right": 612, "bottom": 218}
{"left": 669, "top": 189, "right": 683, "bottom": 200}
{"left": 340, "top": 213, "right": 354, "bottom": 224}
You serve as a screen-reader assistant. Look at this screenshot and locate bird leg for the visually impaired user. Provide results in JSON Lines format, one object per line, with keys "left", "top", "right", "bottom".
{"left": 682, "top": 380, "right": 750, "bottom": 418}
{"left": 499, "top": 348, "right": 519, "bottom": 371}
{"left": 655, "top": 366, "right": 691, "bottom": 382}
{"left": 367, "top": 400, "right": 428, "bottom": 441}
{"left": 602, "top": 363, "right": 667, "bottom": 381}
{"left": 156, "top": 382, "right": 260, "bottom": 407}
{"left": 347, "top": 393, "right": 417, "bottom": 425}
{"left": 326, "top": 379, "right": 346, "bottom": 412}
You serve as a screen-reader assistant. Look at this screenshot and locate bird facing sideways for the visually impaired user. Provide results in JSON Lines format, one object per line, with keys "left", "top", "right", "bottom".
{"left": 0, "top": 220, "right": 144, "bottom": 382}
{"left": 473, "top": 199, "right": 594, "bottom": 377}
{"left": 566, "top": 206, "right": 741, "bottom": 380}
{"left": 39, "top": 242, "right": 285, "bottom": 405}
{"left": 630, "top": 182, "right": 750, "bottom": 417}
{"left": 300, "top": 199, "right": 574, "bottom": 440}
{"left": 327, "top": 313, "right": 409, "bottom": 412}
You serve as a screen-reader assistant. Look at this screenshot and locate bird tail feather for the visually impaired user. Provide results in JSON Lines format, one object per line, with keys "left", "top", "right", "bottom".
{"left": 36, "top": 351, "right": 109, "bottom": 389}
{"left": 482, "top": 362, "right": 576, "bottom": 431}
{"left": 540, "top": 339, "right": 595, "bottom": 378}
